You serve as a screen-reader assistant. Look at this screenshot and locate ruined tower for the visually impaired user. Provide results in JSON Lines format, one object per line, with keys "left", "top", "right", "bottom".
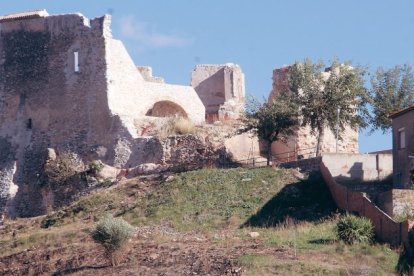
{"left": 191, "top": 64, "right": 245, "bottom": 121}
{"left": 268, "top": 66, "right": 359, "bottom": 161}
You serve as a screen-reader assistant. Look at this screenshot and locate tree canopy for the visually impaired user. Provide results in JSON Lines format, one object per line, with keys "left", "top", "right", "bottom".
{"left": 289, "top": 58, "right": 368, "bottom": 156}
{"left": 240, "top": 95, "right": 299, "bottom": 165}
{"left": 368, "top": 64, "right": 414, "bottom": 133}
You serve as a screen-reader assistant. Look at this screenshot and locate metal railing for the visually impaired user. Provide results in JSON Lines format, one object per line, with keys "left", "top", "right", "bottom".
{"left": 272, "top": 146, "right": 317, "bottom": 165}
{"left": 218, "top": 146, "right": 318, "bottom": 169}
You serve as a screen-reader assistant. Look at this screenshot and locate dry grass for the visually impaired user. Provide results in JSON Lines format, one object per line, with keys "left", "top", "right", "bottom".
{"left": 237, "top": 218, "right": 399, "bottom": 275}
{"left": 157, "top": 116, "right": 197, "bottom": 139}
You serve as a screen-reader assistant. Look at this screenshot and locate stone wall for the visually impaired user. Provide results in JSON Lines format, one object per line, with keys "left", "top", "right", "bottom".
{"left": 321, "top": 153, "right": 392, "bottom": 182}
{"left": 191, "top": 64, "right": 245, "bottom": 120}
{"left": 136, "top": 66, "right": 164, "bottom": 83}
{"left": 278, "top": 157, "right": 322, "bottom": 172}
{"left": 378, "top": 189, "right": 414, "bottom": 218}
{"left": 0, "top": 11, "right": 206, "bottom": 217}
{"left": 223, "top": 132, "right": 261, "bottom": 160}
{"left": 269, "top": 66, "right": 358, "bottom": 159}
{"left": 0, "top": 13, "right": 114, "bottom": 217}
{"left": 106, "top": 39, "right": 205, "bottom": 140}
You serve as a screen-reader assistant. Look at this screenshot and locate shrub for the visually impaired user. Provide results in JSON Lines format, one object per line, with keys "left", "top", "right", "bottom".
{"left": 40, "top": 217, "right": 57, "bottom": 229}
{"left": 336, "top": 214, "right": 374, "bottom": 245}
{"left": 91, "top": 215, "right": 134, "bottom": 266}
{"left": 88, "top": 160, "right": 104, "bottom": 175}
{"left": 158, "top": 116, "right": 197, "bottom": 139}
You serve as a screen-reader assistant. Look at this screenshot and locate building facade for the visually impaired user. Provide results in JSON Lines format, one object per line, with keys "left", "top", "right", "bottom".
{"left": 390, "top": 106, "right": 414, "bottom": 188}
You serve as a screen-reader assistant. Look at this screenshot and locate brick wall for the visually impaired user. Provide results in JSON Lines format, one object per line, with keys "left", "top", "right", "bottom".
{"left": 320, "top": 161, "right": 414, "bottom": 247}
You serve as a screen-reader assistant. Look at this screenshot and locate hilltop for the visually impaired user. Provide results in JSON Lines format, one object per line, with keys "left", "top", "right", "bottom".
{"left": 0, "top": 167, "right": 400, "bottom": 275}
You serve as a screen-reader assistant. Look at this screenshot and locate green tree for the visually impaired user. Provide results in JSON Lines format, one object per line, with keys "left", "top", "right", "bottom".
{"left": 369, "top": 64, "right": 414, "bottom": 133}
{"left": 240, "top": 95, "right": 299, "bottom": 165}
{"left": 289, "top": 58, "right": 368, "bottom": 156}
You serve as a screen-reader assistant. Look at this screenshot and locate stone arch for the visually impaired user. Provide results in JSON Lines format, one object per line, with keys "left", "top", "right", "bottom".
{"left": 146, "top": 100, "right": 188, "bottom": 118}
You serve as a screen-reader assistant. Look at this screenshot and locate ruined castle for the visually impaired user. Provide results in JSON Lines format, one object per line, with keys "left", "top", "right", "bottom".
{"left": 0, "top": 10, "right": 358, "bottom": 218}
{"left": 0, "top": 10, "right": 249, "bottom": 217}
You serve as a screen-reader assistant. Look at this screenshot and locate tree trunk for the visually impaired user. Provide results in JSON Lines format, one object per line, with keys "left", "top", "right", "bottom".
{"left": 316, "top": 126, "right": 325, "bottom": 157}
{"left": 267, "top": 141, "right": 272, "bottom": 166}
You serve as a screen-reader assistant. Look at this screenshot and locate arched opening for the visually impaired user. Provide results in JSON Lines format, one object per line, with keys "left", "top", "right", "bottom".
{"left": 146, "top": 100, "right": 188, "bottom": 118}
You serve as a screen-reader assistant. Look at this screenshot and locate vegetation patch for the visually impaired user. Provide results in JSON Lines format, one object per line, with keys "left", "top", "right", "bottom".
{"left": 158, "top": 116, "right": 198, "bottom": 139}
{"left": 336, "top": 214, "right": 374, "bottom": 245}
{"left": 91, "top": 215, "right": 134, "bottom": 266}
{"left": 126, "top": 167, "right": 299, "bottom": 230}
{"left": 244, "top": 172, "right": 336, "bottom": 227}
{"left": 0, "top": 167, "right": 401, "bottom": 274}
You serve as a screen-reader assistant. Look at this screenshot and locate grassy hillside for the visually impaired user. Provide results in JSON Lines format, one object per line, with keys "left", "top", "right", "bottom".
{"left": 123, "top": 167, "right": 336, "bottom": 229}
{"left": 0, "top": 167, "right": 401, "bottom": 275}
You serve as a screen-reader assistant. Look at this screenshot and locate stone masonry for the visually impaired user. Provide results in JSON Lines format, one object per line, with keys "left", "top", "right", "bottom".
{"left": 268, "top": 66, "right": 358, "bottom": 161}
{"left": 191, "top": 64, "right": 245, "bottom": 121}
{"left": 136, "top": 66, "right": 165, "bottom": 83}
{"left": 0, "top": 10, "right": 206, "bottom": 217}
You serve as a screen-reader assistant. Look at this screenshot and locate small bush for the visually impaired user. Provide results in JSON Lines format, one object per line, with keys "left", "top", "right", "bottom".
{"left": 91, "top": 215, "right": 134, "bottom": 266}
{"left": 40, "top": 217, "right": 57, "bottom": 229}
{"left": 88, "top": 160, "right": 104, "bottom": 175}
{"left": 158, "top": 116, "right": 197, "bottom": 139}
{"left": 336, "top": 214, "right": 374, "bottom": 245}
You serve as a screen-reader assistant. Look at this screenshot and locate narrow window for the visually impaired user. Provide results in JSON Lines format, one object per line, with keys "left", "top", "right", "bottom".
{"left": 74, "top": 51, "right": 79, "bottom": 72}
{"left": 398, "top": 128, "right": 406, "bottom": 149}
{"left": 27, "top": 118, "right": 32, "bottom": 129}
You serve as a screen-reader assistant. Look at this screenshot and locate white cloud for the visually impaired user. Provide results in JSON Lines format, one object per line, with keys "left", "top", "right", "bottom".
{"left": 119, "top": 16, "right": 192, "bottom": 49}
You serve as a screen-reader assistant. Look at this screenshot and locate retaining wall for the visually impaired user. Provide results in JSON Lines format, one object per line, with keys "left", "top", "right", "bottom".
{"left": 322, "top": 153, "right": 392, "bottom": 181}
{"left": 320, "top": 161, "right": 414, "bottom": 247}
{"left": 278, "top": 157, "right": 322, "bottom": 172}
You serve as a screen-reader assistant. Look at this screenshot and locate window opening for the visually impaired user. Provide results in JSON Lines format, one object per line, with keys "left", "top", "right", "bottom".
{"left": 74, "top": 51, "right": 79, "bottom": 72}
{"left": 27, "top": 118, "right": 32, "bottom": 129}
{"left": 398, "top": 128, "right": 406, "bottom": 149}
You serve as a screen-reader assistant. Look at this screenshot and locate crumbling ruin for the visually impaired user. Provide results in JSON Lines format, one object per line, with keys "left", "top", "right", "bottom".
{"left": 0, "top": 10, "right": 214, "bottom": 217}
{"left": 268, "top": 66, "right": 359, "bottom": 161}
{"left": 191, "top": 64, "right": 245, "bottom": 121}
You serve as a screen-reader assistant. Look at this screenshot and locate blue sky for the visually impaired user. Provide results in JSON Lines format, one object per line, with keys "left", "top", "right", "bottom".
{"left": 3, "top": 1, "right": 414, "bottom": 152}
